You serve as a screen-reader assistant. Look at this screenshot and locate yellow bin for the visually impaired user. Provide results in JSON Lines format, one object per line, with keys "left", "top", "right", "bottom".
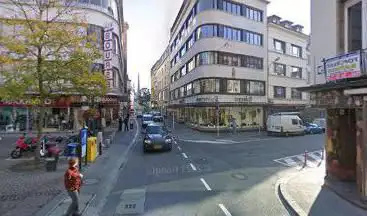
{"left": 87, "top": 137, "right": 97, "bottom": 162}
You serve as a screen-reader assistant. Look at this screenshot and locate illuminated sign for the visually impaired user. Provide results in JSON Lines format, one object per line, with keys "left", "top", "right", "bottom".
{"left": 103, "top": 23, "right": 114, "bottom": 88}
{"left": 325, "top": 52, "right": 361, "bottom": 81}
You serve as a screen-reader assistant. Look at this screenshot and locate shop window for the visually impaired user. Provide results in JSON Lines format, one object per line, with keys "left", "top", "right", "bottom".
{"left": 227, "top": 80, "right": 240, "bottom": 93}
{"left": 274, "top": 86, "right": 286, "bottom": 98}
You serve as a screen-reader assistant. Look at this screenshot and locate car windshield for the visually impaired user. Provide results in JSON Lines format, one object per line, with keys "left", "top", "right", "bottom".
{"left": 146, "top": 125, "right": 165, "bottom": 134}
{"left": 143, "top": 116, "right": 152, "bottom": 121}
{"left": 153, "top": 117, "right": 163, "bottom": 122}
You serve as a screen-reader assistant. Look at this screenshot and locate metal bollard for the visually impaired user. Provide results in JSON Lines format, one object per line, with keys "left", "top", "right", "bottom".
{"left": 321, "top": 148, "right": 324, "bottom": 160}
{"left": 304, "top": 150, "right": 308, "bottom": 167}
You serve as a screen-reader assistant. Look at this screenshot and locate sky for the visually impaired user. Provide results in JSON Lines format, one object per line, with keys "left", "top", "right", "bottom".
{"left": 124, "top": 0, "right": 310, "bottom": 90}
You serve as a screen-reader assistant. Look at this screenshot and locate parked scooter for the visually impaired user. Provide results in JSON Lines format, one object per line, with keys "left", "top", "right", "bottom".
{"left": 39, "top": 135, "right": 63, "bottom": 158}
{"left": 10, "top": 135, "right": 39, "bottom": 159}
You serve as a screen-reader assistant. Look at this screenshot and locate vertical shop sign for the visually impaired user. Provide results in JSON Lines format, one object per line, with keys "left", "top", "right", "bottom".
{"left": 104, "top": 23, "right": 114, "bottom": 88}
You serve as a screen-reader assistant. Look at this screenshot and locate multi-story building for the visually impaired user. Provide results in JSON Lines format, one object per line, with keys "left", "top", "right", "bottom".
{"left": 0, "top": 0, "right": 128, "bottom": 131}
{"left": 151, "top": 46, "right": 170, "bottom": 114}
{"left": 267, "top": 15, "right": 311, "bottom": 114}
{"left": 168, "top": 0, "right": 269, "bottom": 130}
{"left": 298, "top": 0, "right": 367, "bottom": 200}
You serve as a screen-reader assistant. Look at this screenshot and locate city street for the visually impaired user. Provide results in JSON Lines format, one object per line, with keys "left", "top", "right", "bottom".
{"left": 100, "top": 124, "right": 324, "bottom": 216}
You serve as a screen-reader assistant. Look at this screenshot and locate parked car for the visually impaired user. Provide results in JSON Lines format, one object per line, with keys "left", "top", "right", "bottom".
{"left": 142, "top": 123, "right": 173, "bottom": 152}
{"left": 313, "top": 118, "right": 326, "bottom": 132}
{"left": 267, "top": 113, "right": 305, "bottom": 136}
{"left": 141, "top": 114, "right": 153, "bottom": 129}
{"left": 304, "top": 123, "right": 323, "bottom": 134}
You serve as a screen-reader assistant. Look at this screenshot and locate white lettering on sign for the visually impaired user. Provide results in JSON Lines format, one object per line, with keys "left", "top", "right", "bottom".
{"left": 103, "top": 24, "right": 114, "bottom": 88}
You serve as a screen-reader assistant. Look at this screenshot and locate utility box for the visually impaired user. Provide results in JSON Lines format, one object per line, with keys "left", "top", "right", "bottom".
{"left": 87, "top": 137, "right": 97, "bottom": 162}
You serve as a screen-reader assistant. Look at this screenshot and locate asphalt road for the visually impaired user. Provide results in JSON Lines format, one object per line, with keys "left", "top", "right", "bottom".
{"left": 100, "top": 125, "right": 325, "bottom": 216}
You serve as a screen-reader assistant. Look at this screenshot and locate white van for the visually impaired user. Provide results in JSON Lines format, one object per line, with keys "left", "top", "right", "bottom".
{"left": 267, "top": 114, "right": 305, "bottom": 136}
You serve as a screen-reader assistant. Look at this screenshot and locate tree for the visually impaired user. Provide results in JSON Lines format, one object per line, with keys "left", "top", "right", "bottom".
{"left": 0, "top": 0, "right": 107, "bottom": 158}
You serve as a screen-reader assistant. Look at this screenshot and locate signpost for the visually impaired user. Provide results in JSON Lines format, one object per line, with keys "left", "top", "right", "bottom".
{"left": 216, "top": 96, "right": 219, "bottom": 137}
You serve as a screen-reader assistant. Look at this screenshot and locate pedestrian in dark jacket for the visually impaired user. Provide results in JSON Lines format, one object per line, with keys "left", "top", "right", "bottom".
{"left": 124, "top": 115, "right": 129, "bottom": 131}
{"left": 64, "top": 158, "right": 83, "bottom": 216}
{"left": 118, "top": 117, "right": 123, "bottom": 131}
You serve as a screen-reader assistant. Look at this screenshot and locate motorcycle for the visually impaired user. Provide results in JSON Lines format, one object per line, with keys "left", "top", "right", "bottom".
{"left": 10, "top": 135, "right": 39, "bottom": 159}
{"left": 39, "top": 135, "right": 63, "bottom": 158}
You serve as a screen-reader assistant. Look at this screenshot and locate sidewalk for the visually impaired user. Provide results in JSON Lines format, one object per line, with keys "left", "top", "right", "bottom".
{"left": 0, "top": 125, "right": 125, "bottom": 216}
{"left": 35, "top": 119, "right": 139, "bottom": 216}
{"left": 278, "top": 163, "right": 367, "bottom": 216}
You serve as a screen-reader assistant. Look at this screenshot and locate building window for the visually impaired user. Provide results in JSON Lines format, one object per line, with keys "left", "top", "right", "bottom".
{"left": 175, "top": 89, "right": 179, "bottom": 99}
{"left": 171, "top": 75, "right": 175, "bottom": 83}
{"left": 291, "top": 66, "right": 302, "bottom": 79}
{"left": 180, "top": 65, "right": 187, "bottom": 76}
{"left": 187, "top": 35, "right": 195, "bottom": 49}
{"left": 197, "top": 0, "right": 215, "bottom": 12}
{"left": 245, "top": 81, "right": 265, "bottom": 96}
{"left": 227, "top": 80, "right": 240, "bottom": 93}
{"left": 274, "top": 63, "right": 286, "bottom": 76}
{"left": 291, "top": 88, "right": 302, "bottom": 99}
{"left": 274, "top": 39, "right": 285, "bottom": 53}
{"left": 175, "top": 71, "right": 180, "bottom": 80}
{"left": 243, "top": 31, "right": 262, "bottom": 45}
{"left": 180, "top": 45, "right": 186, "bottom": 57}
{"left": 87, "top": 24, "right": 103, "bottom": 48}
{"left": 187, "top": 58, "right": 195, "bottom": 72}
{"left": 241, "top": 55, "right": 263, "bottom": 69}
{"left": 197, "top": 52, "right": 216, "bottom": 65}
{"left": 180, "top": 86, "right": 185, "bottom": 97}
{"left": 187, "top": 83, "right": 193, "bottom": 96}
{"left": 170, "top": 91, "right": 174, "bottom": 100}
{"left": 197, "top": 25, "right": 217, "bottom": 40}
{"left": 291, "top": 44, "right": 302, "bottom": 57}
{"left": 193, "top": 80, "right": 201, "bottom": 94}
{"left": 201, "top": 79, "right": 220, "bottom": 93}
{"left": 222, "top": 0, "right": 241, "bottom": 16}
{"left": 223, "top": 26, "right": 241, "bottom": 41}
{"left": 243, "top": 6, "right": 263, "bottom": 22}
{"left": 274, "top": 86, "right": 286, "bottom": 98}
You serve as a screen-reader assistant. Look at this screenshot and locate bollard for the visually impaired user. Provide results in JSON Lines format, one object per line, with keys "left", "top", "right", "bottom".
{"left": 105, "top": 138, "right": 111, "bottom": 147}
{"left": 99, "top": 142, "right": 102, "bottom": 155}
{"left": 321, "top": 148, "right": 325, "bottom": 160}
{"left": 304, "top": 150, "right": 308, "bottom": 167}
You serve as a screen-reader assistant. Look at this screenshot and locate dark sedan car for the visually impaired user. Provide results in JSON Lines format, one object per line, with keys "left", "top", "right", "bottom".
{"left": 304, "top": 123, "right": 323, "bottom": 134}
{"left": 143, "top": 123, "right": 173, "bottom": 152}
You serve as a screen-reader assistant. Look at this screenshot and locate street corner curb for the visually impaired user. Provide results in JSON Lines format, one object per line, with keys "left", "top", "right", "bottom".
{"left": 276, "top": 172, "right": 308, "bottom": 216}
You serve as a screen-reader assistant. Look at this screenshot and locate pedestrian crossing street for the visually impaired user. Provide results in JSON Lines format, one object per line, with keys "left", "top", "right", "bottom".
{"left": 274, "top": 149, "right": 324, "bottom": 170}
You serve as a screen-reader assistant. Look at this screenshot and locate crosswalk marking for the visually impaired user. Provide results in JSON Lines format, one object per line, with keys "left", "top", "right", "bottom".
{"left": 308, "top": 152, "right": 321, "bottom": 161}
{"left": 274, "top": 149, "right": 324, "bottom": 169}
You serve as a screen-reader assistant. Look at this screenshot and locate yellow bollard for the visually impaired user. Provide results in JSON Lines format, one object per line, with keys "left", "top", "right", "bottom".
{"left": 87, "top": 137, "right": 97, "bottom": 162}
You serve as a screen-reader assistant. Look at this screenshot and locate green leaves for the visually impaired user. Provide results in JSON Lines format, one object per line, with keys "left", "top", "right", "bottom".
{"left": 0, "top": 0, "right": 107, "bottom": 104}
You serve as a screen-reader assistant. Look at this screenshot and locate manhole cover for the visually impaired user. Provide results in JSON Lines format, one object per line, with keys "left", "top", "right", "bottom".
{"left": 83, "top": 179, "right": 99, "bottom": 185}
{"left": 231, "top": 173, "right": 248, "bottom": 180}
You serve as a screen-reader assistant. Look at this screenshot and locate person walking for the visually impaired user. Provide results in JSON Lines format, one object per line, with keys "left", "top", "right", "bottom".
{"left": 64, "top": 158, "right": 83, "bottom": 216}
{"left": 118, "top": 116, "right": 123, "bottom": 131}
{"left": 124, "top": 114, "right": 130, "bottom": 132}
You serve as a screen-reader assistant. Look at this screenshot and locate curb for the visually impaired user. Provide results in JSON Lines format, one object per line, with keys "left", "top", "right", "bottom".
{"left": 276, "top": 171, "right": 308, "bottom": 216}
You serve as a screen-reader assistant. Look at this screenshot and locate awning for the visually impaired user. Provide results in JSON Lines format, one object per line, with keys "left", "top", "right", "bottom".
{"left": 298, "top": 77, "right": 367, "bottom": 92}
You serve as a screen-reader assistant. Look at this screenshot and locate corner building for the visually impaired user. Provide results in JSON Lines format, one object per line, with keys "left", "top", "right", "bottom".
{"left": 169, "top": 0, "right": 268, "bottom": 131}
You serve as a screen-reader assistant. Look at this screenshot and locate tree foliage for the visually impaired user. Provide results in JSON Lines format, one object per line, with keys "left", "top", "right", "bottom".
{"left": 0, "top": 0, "right": 108, "bottom": 158}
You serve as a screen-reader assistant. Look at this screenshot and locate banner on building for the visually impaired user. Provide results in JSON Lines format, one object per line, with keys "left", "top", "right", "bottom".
{"left": 104, "top": 23, "right": 114, "bottom": 88}
{"left": 325, "top": 51, "right": 361, "bottom": 81}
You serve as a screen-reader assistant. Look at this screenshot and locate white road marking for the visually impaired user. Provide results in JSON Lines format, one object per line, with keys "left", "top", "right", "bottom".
{"left": 200, "top": 178, "right": 212, "bottom": 191}
{"left": 189, "top": 163, "right": 197, "bottom": 171}
{"left": 218, "top": 204, "right": 232, "bottom": 216}
{"left": 181, "top": 153, "right": 188, "bottom": 159}
{"left": 308, "top": 152, "right": 322, "bottom": 161}
{"left": 177, "top": 146, "right": 182, "bottom": 151}
{"left": 283, "top": 158, "right": 298, "bottom": 167}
